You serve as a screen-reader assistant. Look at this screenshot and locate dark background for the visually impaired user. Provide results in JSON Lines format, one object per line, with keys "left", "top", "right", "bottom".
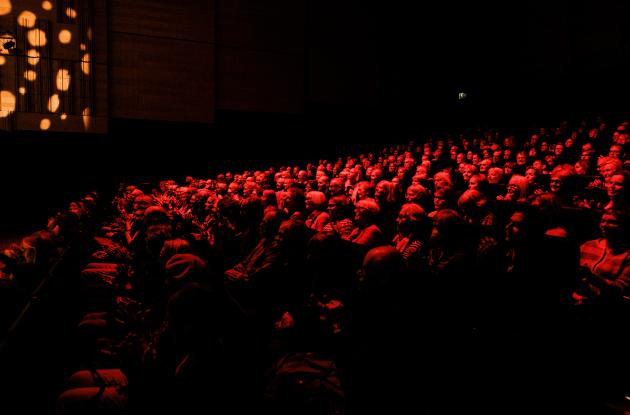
{"left": 1, "top": 0, "right": 629, "bottom": 236}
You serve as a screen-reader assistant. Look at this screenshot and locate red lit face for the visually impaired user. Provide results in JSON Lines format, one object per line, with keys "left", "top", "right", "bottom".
{"left": 607, "top": 174, "right": 625, "bottom": 198}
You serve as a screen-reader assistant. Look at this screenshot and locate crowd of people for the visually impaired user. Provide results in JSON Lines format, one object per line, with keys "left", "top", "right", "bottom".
{"left": 1, "top": 116, "right": 629, "bottom": 414}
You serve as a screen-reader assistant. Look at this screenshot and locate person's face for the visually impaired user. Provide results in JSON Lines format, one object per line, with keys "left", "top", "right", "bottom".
{"left": 469, "top": 177, "right": 479, "bottom": 191}
{"left": 456, "top": 153, "right": 465, "bottom": 164}
{"left": 472, "top": 154, "right": 480, "bottom": 165}
{"left": 405, "top": 188, "right": 418, "bottom": 203}
{"left": 462, "top": 168, "right": 474, "bottom": 182}
{"left": 329, "top": 180, "right": 343, "bottom": 195}
{"left": 607, "top": 174, "right": 625, "bottom": 198}
{"left": 517, "top": 153, "right": 526, "bottom": 165}
{"left": 396, "top": 208, "right": 414, "bottom": 234}
{"left": 600, "top": 212, "right": 623, "bottom": 241}
{"left": 357, "top": 184, "right": 369, "bottom": 200}
{"left": 540, "top": 142, "right": 548, "bottom": 153}
{"left": 574, "top": 162, "right": 586, "bottom": 175}
{"left": 354, "top": 205, "right": 369, "bottom": 224}
{"left": 565, "top": 138, "right": 574, "bottom": 148}
{"left": 228, "top": 182, "right": 240, "bottom": 195}
{"left": 505, "top": 212, "right": 525, "bottom": 243}
{"left": 488, "top": 170, "right": 500, "bottom": 184}
{"left": 506, "top": 182, "right": 519, "bottom": 198}
{"left": 525, "top": 168, "right": 537, "bottom": 183}
{"left": 479, "top": 160, "right": 492, "bottom": 173}
{"left": 492, "top": 151, "right": 501, "bottom": 163}
{"left": 554, "top": 144, "right": 563, "bottom": 156}
{"left": 466, "top": 151, "right": 473, "bottom": 161}
{"left": 550, "top": 176, "right": 562, "bottom": 193}
{"left": 600, "top": 163, "right": 617, "bottom": 179}
{"left": 609, "top": 145, "right": 622, "bottom": 158}
{"left": 375, "top": 183, "right": 386, "bottom": 199}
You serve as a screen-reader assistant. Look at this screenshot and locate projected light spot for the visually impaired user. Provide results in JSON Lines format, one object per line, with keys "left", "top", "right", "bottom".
{"left": 81, "top": 53, "right": 90, "bottom": 75}
{"left": 19, "top": 86, "right": 25, "bottom": 94}
{"left": 59, "top": 29, "right": 71, "bottom": 44}
{"left": 0, "top": 0, "right": 12, "bottom": 16}
{"left": 27, "top": 49, "right": 39, "bottom": 65}
{"left": 40, "top": 118, "right": 50, "bottom": 130}
{"left": 41, "top": 1, "right": 52, "bottom": 11}
{"left": 56, "top": 69, "right": 70, "bottom": 91}
{"left": 80, "top": 43, "right": 86, "bottom": 51}
{"left": 28, "top": 28, "right": 47, "bottom": 47}
{"left": 65, "top": 7, "right": 76, "bottom": 19}
{"left": 47, "top": 94, "right": 59, "bottom": 112}
{"left": 0, "top": 90, "right": 16, "bottom": 117}
{"left": 17, "top": 10, "right": 37, "bottom": 28}
{"left": 0, "top": 56, "right": 5, "bottom": 65}
{"left": 60, "top": 113, "right": 67, "bottom": 120}
{"left": 25, "top": 70, "right": 37, "bottom": 81}
{"left": 82, "top": 107, "right": 90, "bottom": 129}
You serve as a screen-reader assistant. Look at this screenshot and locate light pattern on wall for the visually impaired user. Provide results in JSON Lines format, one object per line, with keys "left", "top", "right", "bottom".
{"left": 0, "top": 0, "right": 98, "bottom": 132}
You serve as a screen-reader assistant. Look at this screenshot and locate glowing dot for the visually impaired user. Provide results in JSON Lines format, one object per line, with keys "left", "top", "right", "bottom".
{"left": 18, "top": 87, "right": 25, "bottom": 94}
{"left": 0, "top": 90, "right": 16, "bottom": 117}
{"left": 65, "top": 7, "right": 76, "bottom": 19}
{"left": 59, "top": 29, "right": 71, "bottom": 44}
{"left": 56, "top": 68, "right": 70, "bottom": 91}
{"left": 80, "top": 43, "right": 86, "bottom": 51}
{"left": 0, "top": 56, "right": 5, "bottom": 65}
{"left": 40, "top": 118, "right": 51, "bottom": 130}
{"left": 87, "top": 27, "right": 93, "bottom": 41}
{"left": 27, "top": 49, "right": 39, "bottom": 65}
{"left": 81, "top": 53, "right": 90, "bottom": 75}
{"left": 17, "top": 10, "right": 37, "bottom": 28}
{"left": 27, "top": 29, "right": 47, "bottom": 47}
{"left": 82, "top": 107, "right": 90, "bottom": 129}
{"left": 0, "top": 0, "right": 12, "bottom": 16}
{"left": 60, "top": 113, "right": 67, "bottom": 120}
{"left": 25, "top": 70, "right": 37, "bottom": 81}
{"left": 41, "top": 1, "right": 53, "bottom": 11}
{"left": 47, "top": 94, "right": 59, "bottom": 112}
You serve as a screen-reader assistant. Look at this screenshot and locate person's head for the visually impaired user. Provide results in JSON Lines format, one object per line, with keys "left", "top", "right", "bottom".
{"left": 355, "top": 181, "right": 373, "bottom": 201}
{"left": 487, "top": 167, "right": 503, "bottom": 184}
{"left": 306, "top": 191, "right": 327, "bottom": 212}
{"left": 396, "top": 203, "right": 427, "bottom": 236}
{"left": 525, "top": 167, "right": 538, "bottom": 184}
{"left": 506, "top": 175, "right": 528, "bottom": 201}
{"left": 505, "top": 210, "right": 527, "bottom": 244}
{"left": 327, "top": 195, "right": 352, "bottom": 221}
{"left": 354, "top": 199, "right": 380, "bottom": 227}
{"left": 457, "top": 189, "right": 487, "bottom": 220}
{"left": 468, "top": 174, "right": 486, "bottom": 192}
{"left": 431, "top": 209, "right": 466, "bottom": 248}
{"left": 549, "top": 165, "right": 575, "bottom": 194}
{"left": 516, "top": 151, "right": 527, "bottom": 166}
{"left": 609, "top": 144, "right": 623, "bottom": 159}
{"left": 260, "top": 208, "right": 283, "bottom": 239}
{"left": 433, "top": 172, "right": 452, "bottom": 193}
{"left": 284, "top": 187, "right": 305, "bottom": 214}
{"left": 479, "top": 158, "right": 492, "bottom": 173}
{"left": 433, "top": 189, "right": 449, "bottom": 211}
{"left": 606, "top": 171, "right": 630, "bottom": 201}
{"left": 598, "top": 158, "right": 622, "bottom": 179}
{"left": 600, "top": 208, "right": 629, "bottom": 245}
{"left": 405, "top": 184, "right": 427, "bottom": 205}
{"left": 574, "top": 160, "right": 588, "bottom": 176}
{"left": 328, "top": 178, "right": 344, "bottom": 196}
{"left": 462, "top": 164, "right": 478, "bottom": 183}
{"left": 360, "top": 246, "right": 405, "bottom": 295}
